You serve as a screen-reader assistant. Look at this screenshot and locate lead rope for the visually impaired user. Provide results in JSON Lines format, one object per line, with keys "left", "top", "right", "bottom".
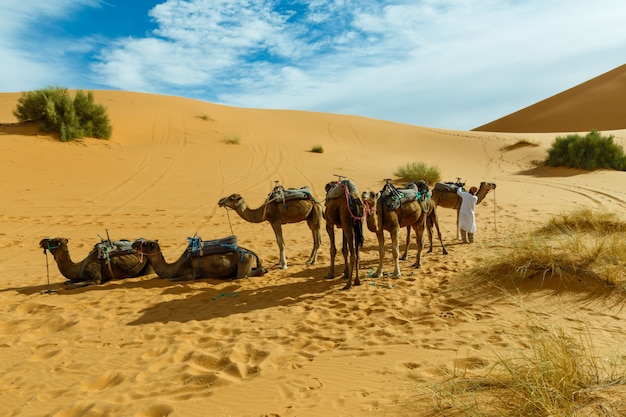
{"left": 42, "top": 249, "right": 56, "bottom": 294}
{"left": 226, "top": 208, "right": 235, "bottom": 235}
{"left": 492, "top": 189, "right": 499, "bottom": 239}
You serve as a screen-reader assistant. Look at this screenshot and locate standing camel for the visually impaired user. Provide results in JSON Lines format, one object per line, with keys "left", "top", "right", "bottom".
{"left": 132, "top": 238, "right": 265, "bottom": 281}
{"left": 432, "top": 181, "right": 497, "bottom": 239}
{"left": 40, "top": 237, "right": 152, "bottom": 288}
{"left": 218, "top": 187, "right": 323, "bottom": 269}
{"left": 362, "top": 180, "right": 447, "bottom": 278}
{"left": 324, "top": 179, "right": 364, "bottom": 290}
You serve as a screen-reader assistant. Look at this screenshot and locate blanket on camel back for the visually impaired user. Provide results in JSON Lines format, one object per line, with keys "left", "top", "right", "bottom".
{"left": 266, "top": 184, "right": 316, "bottom": 204}
{"left": 381, "top": 180, "right": 430, "bottom": 211}
{"left": 434, "top": 180, "right": 465, "bottom": 193}
{"left": 325, "top": 179, "right": 359, "bottom": 201}
{"left": 95, "top": 239, "right": 136, "bottom": 261}
{"left": 186, "top": 235, "right": 238, "bottom": 256}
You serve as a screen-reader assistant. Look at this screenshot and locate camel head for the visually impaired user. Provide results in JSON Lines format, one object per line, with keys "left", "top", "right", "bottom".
{"left": 39, "top": 237, "right": 68, "bottom": 253}
{"left": 361, "top": 191, "right": 379, "bottom": 213}
{"left": 218, "top": 194, "right": 244, "bottom": 209}
{"left": 480, "top": 181, "right": 497, "bottom": 191}
{"left": 132, "top": 238, "right": 161, "bottom": 255}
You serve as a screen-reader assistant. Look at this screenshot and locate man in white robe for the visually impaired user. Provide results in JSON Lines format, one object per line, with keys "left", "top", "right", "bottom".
{"left": 456, "top": 186, "right": 478, "bottom": 243}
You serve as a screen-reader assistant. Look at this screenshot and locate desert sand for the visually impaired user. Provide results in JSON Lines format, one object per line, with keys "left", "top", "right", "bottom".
{"left": 1, "top": 77, "right": 626, "bottom": 416}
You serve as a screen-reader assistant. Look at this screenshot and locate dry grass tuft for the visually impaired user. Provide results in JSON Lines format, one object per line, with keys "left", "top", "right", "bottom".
{"left": 467, "top": 208, "right": 626, "bottom": 293}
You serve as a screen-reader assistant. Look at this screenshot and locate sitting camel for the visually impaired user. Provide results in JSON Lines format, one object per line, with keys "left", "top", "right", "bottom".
{"left": 40, "top": 237, "right": 152, "bottom": 288}
{"left": 218, "top": 186, "right": 323, "bottom": 269}
{"left": 361, "top": 180, "right": 447, "bottom": 278}
{"left": 323, "top": 179, "right": 365, "bottom": 290}
{"left": 132, "top": 238, "right": 266, "bottom": 281}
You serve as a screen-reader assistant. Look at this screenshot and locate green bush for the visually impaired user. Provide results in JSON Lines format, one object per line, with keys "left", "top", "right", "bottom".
{"left": 545, "top": 130, "right": 626, "bottom": 171}
{"left": 393, "top": 161, "right": 441, "bottom": 185}
{"left": 13, "top": 86, "right": 112, "bottom": 142}
{"left": 311, "top": 145, "right": 324, "bottom": 153}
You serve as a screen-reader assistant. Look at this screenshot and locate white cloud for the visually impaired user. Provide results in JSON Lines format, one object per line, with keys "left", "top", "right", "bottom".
{"left": 2, "top": 0, "right": 626, "bottom": 128}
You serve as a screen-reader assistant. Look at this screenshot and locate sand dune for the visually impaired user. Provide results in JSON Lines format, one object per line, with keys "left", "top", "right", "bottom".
{"left": 1, "top": 89, "right": 626, "bottom": 416}
{"left": 474, "top": 63, "right": 626, "bottom": 132}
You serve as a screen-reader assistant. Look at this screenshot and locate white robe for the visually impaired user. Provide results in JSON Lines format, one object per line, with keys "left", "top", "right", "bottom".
{"left": 457, "top": 188, "right": 478, "bottom": 233}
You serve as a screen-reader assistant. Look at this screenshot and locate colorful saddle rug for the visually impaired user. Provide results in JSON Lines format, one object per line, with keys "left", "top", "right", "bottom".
{"left": 186, "top": 235, "right": 238, "bottom": 256}
{"left": 380, "top": 181, "right": 430, "bottom": 211}
{"left": 94, "top": 239, "right": 136, "bottom": 261}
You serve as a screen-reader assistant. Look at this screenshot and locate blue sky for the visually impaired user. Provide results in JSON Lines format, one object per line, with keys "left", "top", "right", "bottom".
{"left": 2, "top": 0, "right": 626, "bottom": 130}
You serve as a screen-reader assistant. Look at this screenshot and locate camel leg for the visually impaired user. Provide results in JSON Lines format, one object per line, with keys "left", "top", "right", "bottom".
{"left": 430, "top": 209, "right": 448, "bottom": 255}
{"left": 325, "top": 223, "right": 337, "bottom": 279}
{"left": 271, "top": 223, "right": 288, "bottom": 269}
{"left": 306, "top": 205, "right": 323, "bottom": 265}
{"left": 341, "top": 233, "right": 349, "bottom": 278}
{"left": 391, "top": 228, "right": 401, "bottom": 277}
{"left": 412, "top": 220, "right": 426, "bottom": 269}
{"left": 400, "top": 226, "right": 410, "bottom": 260}
{"left": 372, "top": 231, "right": 385, "bottom": 278}
{"left": 342, "top": 229, "right": 355, "bottom": 289}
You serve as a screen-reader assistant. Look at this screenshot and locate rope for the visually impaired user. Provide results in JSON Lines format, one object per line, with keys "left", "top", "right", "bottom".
{"left": 341, "top": 182, "right": 364, "bottom": 222}
{"left": 492, "top": 188, "right": 500, "bottom": 239}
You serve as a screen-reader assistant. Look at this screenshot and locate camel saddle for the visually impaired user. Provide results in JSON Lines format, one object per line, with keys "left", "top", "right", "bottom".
{"left": 380, "top": 182, "right": 429, "bottom": 211}
{"left": 186, "top": 235, "right": 238, "bottom": 256}
{"left": 434, "top": 181, "right": 464, "bottom": 193}
{"left": 94, "top": 239, "right": 136, "bottom": 261}
{"left": 326, "top": 179, "right": 359, "bottom": 200}
{"left": 266, "top": 185, "right": 315, "bottom": 203}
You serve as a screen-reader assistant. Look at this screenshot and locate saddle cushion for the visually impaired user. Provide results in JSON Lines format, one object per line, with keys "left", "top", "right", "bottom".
{"left": 94, "top": 240, "right": 136, "bottom": 260}
{"left": 326, "top": 180, "right": 358, "bottom": 200}
{"left": 268, "top": 185, "right": 313, "bottom": 202}
{"left": 434, "top": 182, "right": 461, "bottom": 193}
{"left": 187, "top": 235, "right": 238, "bottom": 256}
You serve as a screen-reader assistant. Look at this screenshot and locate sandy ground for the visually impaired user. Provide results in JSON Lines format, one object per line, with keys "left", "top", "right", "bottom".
{"left": 1, "top": 89, "right": 626, "bottom": 417}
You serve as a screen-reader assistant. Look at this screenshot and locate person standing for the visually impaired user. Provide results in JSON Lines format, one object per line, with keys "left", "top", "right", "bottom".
{"left": 457, "top": 186, "right": 478, "bottom": 243}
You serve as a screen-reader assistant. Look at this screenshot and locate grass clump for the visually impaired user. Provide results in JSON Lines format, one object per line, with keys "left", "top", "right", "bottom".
{"left": 311, "top": 145, "right": 324, "bottom": 153}
{"left": 197, "top": 113, "right": 213, "bottom": 121}
{"left": 467, "top": 208, "right": 626, "bottom": 292}
{"left": 427, "top": 322, "right": 625, "bottom": 416}
{"left": 224, "top": 134, "right": 240, "bottom": 144}
{"left": 394, "top": 161, "right": 441, "bottom": 185}
{"left": 13, "top": 86, "right": 112, "bottom": 142}
{"left": 546, "top": 130, "right": 626, "bottom": 171}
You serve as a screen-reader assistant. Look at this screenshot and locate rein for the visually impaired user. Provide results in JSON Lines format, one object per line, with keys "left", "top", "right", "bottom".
{"left": 339, "top": 181, "right": 364, "bottom": 222}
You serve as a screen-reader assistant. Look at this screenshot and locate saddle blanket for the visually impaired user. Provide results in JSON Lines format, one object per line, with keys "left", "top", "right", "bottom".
{"left": 268, "top": 185, "right": 313, "bottom": 202}
{"left": 186, "top": 235, "right": 238, "bottom": 256}
{"left": 326, "top": 180, "right": 358, "bottom": 200}
{"left": 434, "top": 182, "right": 462, "bottom": 193}
{"left": 381, "top": 182, "right": 429, "bottom": 211}
{"left": 94, "top": 240, "right": 136, "bottom": 260}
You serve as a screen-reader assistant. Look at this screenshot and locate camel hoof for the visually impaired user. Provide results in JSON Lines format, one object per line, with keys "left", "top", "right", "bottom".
{"left": 342, "top": 284, "right": 352, "bottom": 290}
{"left": 399, "top": 255, "right": 407, "bottom": 261}
{"left": 411, "top": 263, "right": 421, "bottom": 269}
{"left": 442, "top": 249, "right": 449, "bottom": 255}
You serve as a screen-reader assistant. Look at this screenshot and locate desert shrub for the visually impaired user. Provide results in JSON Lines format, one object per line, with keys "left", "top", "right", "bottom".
{"left": 13, "top": 86, "right": 112, "bottom": 142}
{"left": 224, "top": 134, "right": 240, "bottom": 144}
{"left": 311, "top": 145, "right": 324, "bottom": 153}
{"left": 394, "top": 161, "right": 441, "bottom": 185}
{"left": 545, "top": 130, "right": 626, "bottom": 171}
{"left": 426, "top": 321, "right": 625, "bottom": 417}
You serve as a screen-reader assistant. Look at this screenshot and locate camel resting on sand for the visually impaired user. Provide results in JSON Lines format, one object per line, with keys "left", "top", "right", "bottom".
{"left": 218, "top": 186, "right": 323, "bottom": 269}
{"left": 132, "top": 238, "right": 266, "bottom": 281}
{"left": 40, "top": 237, "right": 152, "bottom": 288}
{"left": 323, "top": 179, "right": 364, "bottom": 290}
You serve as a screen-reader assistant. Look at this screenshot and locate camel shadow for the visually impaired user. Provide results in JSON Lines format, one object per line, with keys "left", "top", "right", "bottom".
{"left": 127, "top": 273, "right": 340, "bottom": 325}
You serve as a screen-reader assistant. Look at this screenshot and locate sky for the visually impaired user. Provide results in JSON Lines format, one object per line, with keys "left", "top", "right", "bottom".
{"left": 1, "top": 0, "right": 626, "bottom": 130}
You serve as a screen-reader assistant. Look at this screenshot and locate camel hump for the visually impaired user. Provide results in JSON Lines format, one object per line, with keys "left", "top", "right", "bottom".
{"left": 186, "top": 235, "right": 239, "bottom": 256}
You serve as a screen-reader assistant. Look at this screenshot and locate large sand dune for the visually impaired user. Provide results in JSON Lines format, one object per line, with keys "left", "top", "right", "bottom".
{"left": 1, "top": 86, "right": 625, "bottom": 416}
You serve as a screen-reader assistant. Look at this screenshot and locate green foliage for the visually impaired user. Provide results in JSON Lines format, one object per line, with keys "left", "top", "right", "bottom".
{"left": 13, "top": 86, "right": 112, "bottom": 142}
{"left": 545, "top": 130, "right": 626, "bottom": 171}
{"left": 393, "top": 161, "right": 441, "bottom": 185}
{"left": 311, "top": 145, "right": 324, "bottom": 153}
{"left": 224, "top": 134, "right": 241, "bottom": 144}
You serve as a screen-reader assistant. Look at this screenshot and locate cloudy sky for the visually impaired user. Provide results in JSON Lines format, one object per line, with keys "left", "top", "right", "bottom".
{"left": 2, "top": 0, "right": 625, "bottom": 130}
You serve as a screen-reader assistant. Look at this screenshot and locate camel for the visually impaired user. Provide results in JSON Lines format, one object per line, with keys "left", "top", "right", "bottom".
{"left": 432, "top": 181, "right": 497, "bottom": 239}
{"left": 362, "top": 180, "right": 447, "bottom": 278}
{"left": 323, "top": 179, "right": 364, "bottom": 290}
{"left": 132, "top": 238, "right": 266, "bottom": 281}
{"left": 400, "top": 181, "right": 496, "bottom": 258}
{"left": 218, "top": 187, "right": 323, "bottom": 269}
{"left": 39, "top": 237, "right": 152, "bottom": 288}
